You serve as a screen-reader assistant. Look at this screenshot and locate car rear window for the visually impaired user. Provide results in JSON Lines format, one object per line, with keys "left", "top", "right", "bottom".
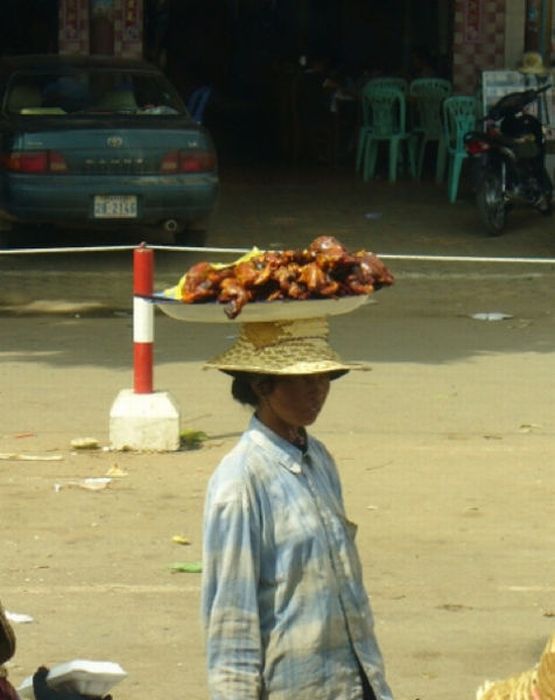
{"left": 4, "top": 68, "right": 186, "bottom": 116}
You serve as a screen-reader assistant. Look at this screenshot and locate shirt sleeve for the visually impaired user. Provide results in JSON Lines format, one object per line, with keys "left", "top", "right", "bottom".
{"left": 201, "top": 481, "right": 263, "bottom": 700}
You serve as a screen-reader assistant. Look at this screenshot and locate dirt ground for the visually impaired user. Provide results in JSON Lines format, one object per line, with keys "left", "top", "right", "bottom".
{"left": 1, "top": 164, "right": 555, "bottom": 700}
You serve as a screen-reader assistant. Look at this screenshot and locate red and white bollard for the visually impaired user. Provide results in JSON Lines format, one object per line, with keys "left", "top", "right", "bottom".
{"left": 133, "top": 244, "right": 154, "bottom": 394}
{"left": 109, "top": 244, "right": 181, "bottom": 451}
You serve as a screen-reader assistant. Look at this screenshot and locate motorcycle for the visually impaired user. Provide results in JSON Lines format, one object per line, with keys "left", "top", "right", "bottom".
{"left": 464, "top": 84, "right": 553, "bottom": 236}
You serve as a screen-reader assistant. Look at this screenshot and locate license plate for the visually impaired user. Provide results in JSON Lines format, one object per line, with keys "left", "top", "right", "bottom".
{"left": 93, "top": 195, "right": 137, "bottom": 219}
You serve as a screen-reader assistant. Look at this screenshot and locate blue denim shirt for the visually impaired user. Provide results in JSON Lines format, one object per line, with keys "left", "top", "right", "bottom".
{"left": 201, "top": 415, "right": 393, "bottom": 700}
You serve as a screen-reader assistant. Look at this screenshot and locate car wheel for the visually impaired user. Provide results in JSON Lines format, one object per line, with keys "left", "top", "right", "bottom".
{"left": 174, "top": 228, "right": 207, "bottom": 247}
{"left": 0, "top": 220, "right": 16, "bottom": 248}
{"left": 5, "top": 223, "right": 54, "bottom": 248}
{"left": 0, "top": 230, "right": 11, "bottom": 249}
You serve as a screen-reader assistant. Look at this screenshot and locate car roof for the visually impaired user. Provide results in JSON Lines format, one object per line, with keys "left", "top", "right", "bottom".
{"left": 0, "top": 54, "right": 161, "bottom": 74}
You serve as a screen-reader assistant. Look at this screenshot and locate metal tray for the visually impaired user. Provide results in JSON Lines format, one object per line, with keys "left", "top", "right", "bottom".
{"left": 149, "top": 293, "right": 370, "bottom": 323}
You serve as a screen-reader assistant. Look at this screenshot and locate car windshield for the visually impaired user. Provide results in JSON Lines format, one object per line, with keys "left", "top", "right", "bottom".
{"left": 4, "top": 67, "right": 186, "bottom": 116}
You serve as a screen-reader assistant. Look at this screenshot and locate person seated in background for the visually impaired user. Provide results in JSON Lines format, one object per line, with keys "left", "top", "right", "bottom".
{"left": 408, "top": 47, "right": 438, "bottom": 80}
{"left": 0, "top": 603, "right": 18, "bottom": 700}
{"left": 42, "top": 76, "right": 89, "bottom": 113}
{"left": 0, "top": 603, "right": 110, "bottom": 700}
{"left": 296, "top": 54, "right": 340, "bottom": 163}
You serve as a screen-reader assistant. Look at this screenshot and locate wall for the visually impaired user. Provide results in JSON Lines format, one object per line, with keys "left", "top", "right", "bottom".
{"left": 114, "top": 0, "right": 143, "bottom": 58}
{"left": 59, "top": 0, "right": 143, "bottom": 57}
{"left": 59, "top": 0, "right": 90, "bottom": 54}
{"left": 504, "top": 0, "right": 526, "bottom": 70}
{"left": 452, "top": 0, "right": 507, "bottom": 94}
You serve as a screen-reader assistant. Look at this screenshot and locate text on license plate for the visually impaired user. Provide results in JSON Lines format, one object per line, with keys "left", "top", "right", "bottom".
{"left": 94, "top": 195, "right": 138, "bottom": 218}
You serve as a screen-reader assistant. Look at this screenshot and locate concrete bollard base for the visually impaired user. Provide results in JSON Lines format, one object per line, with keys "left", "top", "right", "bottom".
{"left": 109, "top": 389, "right": 181, "bottom": 451}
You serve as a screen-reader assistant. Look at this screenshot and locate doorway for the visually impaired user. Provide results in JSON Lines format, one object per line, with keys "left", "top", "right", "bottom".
{"left": 0, "top": 0, "right": 58, "bottom": 56}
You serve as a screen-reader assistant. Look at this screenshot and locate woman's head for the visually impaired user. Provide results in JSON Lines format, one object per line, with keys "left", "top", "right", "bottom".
{"left": 231, "top": 372, "right": 274, "bottom": 408}
{"left": 206, "top": 318, "right": 364, "bottom": 440}
{"left": 230, "top": 371, "right": 332, "bottom": 440}
{"left": 231, "top": 371, "right": 334, "bottom": 406}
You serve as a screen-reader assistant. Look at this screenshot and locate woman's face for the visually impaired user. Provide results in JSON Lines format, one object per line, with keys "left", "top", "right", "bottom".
{"left": 254, "top": 373, "right": 331, "bottom": 441}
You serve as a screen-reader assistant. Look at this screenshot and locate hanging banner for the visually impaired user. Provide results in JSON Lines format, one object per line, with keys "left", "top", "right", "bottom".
{"left": 61, "top": 0, "right": 81, "bottom": 41}
{"left": 464, "top": 0, "right": 483, "bottom": 43}
{"left": 123, "top": 0, "right": 141, "bottom": 42}
{"left": 59, "top": 0, "right": 89, "bottom": 54}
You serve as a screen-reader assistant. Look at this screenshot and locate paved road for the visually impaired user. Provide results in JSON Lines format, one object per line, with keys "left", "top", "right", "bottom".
{"left": 2, "top": 163, "right": 555, "bottom": 700}
{"left": 1, "top": 164, "right": 554, "bottom": 310}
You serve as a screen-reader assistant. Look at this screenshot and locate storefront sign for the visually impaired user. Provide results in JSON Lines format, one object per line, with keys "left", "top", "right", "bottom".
{"left": 464, "top": 0, "right": 483, "bottom": 43}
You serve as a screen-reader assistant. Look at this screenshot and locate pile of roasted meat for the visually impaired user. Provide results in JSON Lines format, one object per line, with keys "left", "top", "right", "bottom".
{"left": 179, "top": 235, "right": 394, "bottom": 319}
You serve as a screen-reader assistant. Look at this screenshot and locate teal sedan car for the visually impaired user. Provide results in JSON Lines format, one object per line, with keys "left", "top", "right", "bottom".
{"left": 0, "top": 54, "right": 219, "bottom": 245}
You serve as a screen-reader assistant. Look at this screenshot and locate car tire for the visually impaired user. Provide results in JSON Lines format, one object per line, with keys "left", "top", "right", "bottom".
{"left": 0, "top": 219, "right": 15, "bottom": 248}
{"left": 174, "top": 228, "right": 207, "bottom": 247}
{"left": 0, "top": 230, "right": 11, "bottom": 249}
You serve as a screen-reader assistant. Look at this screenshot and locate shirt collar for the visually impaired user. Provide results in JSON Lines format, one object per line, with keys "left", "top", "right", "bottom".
{"left": 246, "top": 414, "right": 306, "bottom": 475}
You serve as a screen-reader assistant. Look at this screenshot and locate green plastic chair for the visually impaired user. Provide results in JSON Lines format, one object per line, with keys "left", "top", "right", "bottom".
{"left": 359, "top": 85, "right": 415, "bottom": 183}
{"left": 365, "top": 77, "right": 408, "bottom": 94}
{"left": 442, "top": 96, "right": 478, "bottom": 203}
{"left": 409, "top": 78, "right": 452, "bottom": 181}
{"left": 356, "top": 78, "right": 408, "bottom": 173}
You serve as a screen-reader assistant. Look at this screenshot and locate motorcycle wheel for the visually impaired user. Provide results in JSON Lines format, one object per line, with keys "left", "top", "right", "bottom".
{"left": 476, "top": 170, "right": 507, "bottom": 236}
{"left": 535, "top": 166, "right": 553, "bottom": 216}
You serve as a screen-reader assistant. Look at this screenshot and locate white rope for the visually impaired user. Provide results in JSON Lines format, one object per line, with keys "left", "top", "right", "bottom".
{"left": 0, "top": 244, "right": 249, "bottom": 255}
{"left": 0, "top": 245, "right": 138, "bottom": 255}
{"left": 376, "top": 253, "right": 555, "bottom": 265}
{"left": 0, "top": 244, "right": 554, "bottom": 266}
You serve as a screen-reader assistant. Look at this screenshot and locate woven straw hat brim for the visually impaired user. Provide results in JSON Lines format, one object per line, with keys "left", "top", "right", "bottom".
{"left": 0, "top": 604, "right": 16, "bottom": 665}
{"left": 476, "top": 634, "right": 555, "bottom": 700}
{"left": 206, "top": 361, "right": 367, "bottom": 377}
{"left": 205, "top": 347, "right": 369, "bottom": 376}
{"left": 537, "top": 633, "right": 555, "bottom": 699}
{"left": 476, "top": 667, "right": 538, "bottom": 700}
{"left": 204, "top": 318, "right": 370, "bottom": 377}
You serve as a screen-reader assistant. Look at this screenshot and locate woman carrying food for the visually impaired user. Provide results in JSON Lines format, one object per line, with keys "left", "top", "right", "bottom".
{"left": 0, "top": 603, "right": 18, "bottom": 700}
{"left": 0, "top": 602, "right": 112, "bottom": 700}
{"left": 201, "top": 317, "right": 393, "bottom": 700}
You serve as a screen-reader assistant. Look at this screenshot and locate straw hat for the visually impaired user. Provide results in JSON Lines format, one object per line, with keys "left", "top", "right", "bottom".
{"left": 0, "top": 603, "right": 16, "bottom": 666}
{"left": 518, "top": 51, "right": 549, "bottom": 75}
{"left": 204, "top": 317, "right": 368, "bottom": 378}
{"left": 476, "top": 634, "right": 555, "bottom": 700}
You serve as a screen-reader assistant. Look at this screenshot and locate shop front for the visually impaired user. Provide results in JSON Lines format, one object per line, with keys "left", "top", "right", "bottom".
{"left": 452, "top": 0, "right": 554, "bottom": 94}
{"left": 2, "top": 1, "right": 554, "bottom": 156}
{"left": 56, "top": 2, "right": 555, "bottom": 95}
{"left": 57, "top": 0, "right": 143, "bottom": 58}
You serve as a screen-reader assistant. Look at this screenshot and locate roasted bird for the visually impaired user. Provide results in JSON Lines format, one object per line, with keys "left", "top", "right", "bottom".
{"left": 178, "top": 236, "right": 394, "bottom": 319}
